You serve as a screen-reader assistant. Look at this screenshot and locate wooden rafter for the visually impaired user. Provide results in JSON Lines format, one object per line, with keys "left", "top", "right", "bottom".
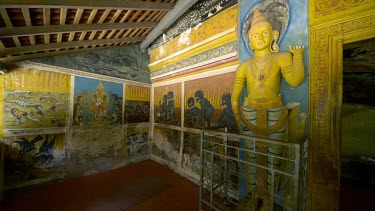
{"left": 0, "top": 0, "right": 175, "bottom": 11}
{"left": 0, "top": 21, "right": 158, "bottom": 37}
{"left": 0, "top": 36, "right": 146, "bottom": 56}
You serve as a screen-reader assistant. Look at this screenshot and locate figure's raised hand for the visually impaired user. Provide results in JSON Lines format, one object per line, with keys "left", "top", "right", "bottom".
{"left": 289, "top": 45, "right": 305, "bottom": 54}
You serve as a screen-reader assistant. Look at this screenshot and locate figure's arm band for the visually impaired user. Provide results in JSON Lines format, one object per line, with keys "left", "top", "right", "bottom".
{"left": 234, "top": 78, "right": 245, "bottom": 84}
{"left": 281, "top": 65, "right": 292, "bottom": 75}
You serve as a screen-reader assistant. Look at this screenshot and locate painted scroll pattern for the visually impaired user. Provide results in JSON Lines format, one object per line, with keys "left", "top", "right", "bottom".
{"left": 315, "top": 0, "right": 374, "bottom": 18}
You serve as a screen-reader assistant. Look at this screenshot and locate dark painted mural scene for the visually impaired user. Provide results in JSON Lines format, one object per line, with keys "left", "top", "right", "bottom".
{"left": 33, "top": 45, "right": 151, "bottom": 84}
{"left": 154, "top": 83, "right": 182, "bottom": 126}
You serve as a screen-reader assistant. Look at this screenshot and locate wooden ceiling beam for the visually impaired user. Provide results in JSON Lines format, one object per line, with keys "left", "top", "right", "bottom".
{"left": 0, "top": 36, "right": 146, "bottom": 56}
{"left": 0, "top": 0, "right": 175, "bottom": 11}
{"left": 0, "top": 45, "right": 131, "bottom": 64}
{"left": 0, "top": 21, "right": 158, "bottom": 37}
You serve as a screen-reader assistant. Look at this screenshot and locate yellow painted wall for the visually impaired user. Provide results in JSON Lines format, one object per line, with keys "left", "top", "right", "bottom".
{"left": 150, "top": 5, "right": 238, "bottom": 63}
{"left": 5, "top": 67, "right": 70, "bottom": 93}
{"left": 125, "top": 85, "right": 151, "bottom": 101}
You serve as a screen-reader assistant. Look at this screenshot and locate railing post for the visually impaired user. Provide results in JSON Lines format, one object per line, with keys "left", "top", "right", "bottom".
{"left": 199, "top": 130, "right": 204, "bottom": 211}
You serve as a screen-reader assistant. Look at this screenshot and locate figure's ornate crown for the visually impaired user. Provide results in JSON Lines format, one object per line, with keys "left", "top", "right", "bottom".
{"left": 97, "top": 81, "right": 104, "bottom": 90}
{"left": 250, "top": 9, "right": 272, "bottom": 32}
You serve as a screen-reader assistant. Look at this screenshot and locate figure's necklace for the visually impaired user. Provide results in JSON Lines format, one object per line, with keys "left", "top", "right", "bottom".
{"left": 252, "top": 54, "right": 271, "bottom": 82}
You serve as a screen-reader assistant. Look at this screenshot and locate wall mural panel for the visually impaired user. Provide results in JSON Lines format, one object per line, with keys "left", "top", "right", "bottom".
{"left": 126, "top": 126, "right": 149, "bottom": 161}
{"left": 32, "top": 45, "right": 151, "bottom": 84}
{"left": 182, "top": 132, "right": 201, "bottom": 175}
{"left": 73, "top": 76, "right": 123, "bottom": 128}
{"left": 3, "top": 67, "right": 70, "bottom": 136}
{"left": 125, "top": 85, "right": 150, "bottom": 123}
{"left": 4, "top": 134, "right": 65, "bottom": 187}
{"left": 154, "top": 83, "right": 182, "bottom": 126}
{"left": 184, "top": 72, "right": 236, "bottom": 131}
{"left": 152, "top": 126, "right": 180, "bottom": 164}
{"left": 66, "top": 126, "right": 126, "bottom": 178}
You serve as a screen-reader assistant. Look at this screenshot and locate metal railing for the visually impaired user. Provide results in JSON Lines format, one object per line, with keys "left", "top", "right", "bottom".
{"left": 199, "top": 129, "right": 308, "bottom": 211}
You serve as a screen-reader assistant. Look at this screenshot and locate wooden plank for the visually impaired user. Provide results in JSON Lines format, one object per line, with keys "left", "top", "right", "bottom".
{"left": 57, "top": 8, "right": 67, "bottom": 43}
{"left": 69, "top": 8, "right": 83, "bottom": 41}
{"left": 104, "top": 9, "right": 123, "bottom": 39}
{"left": 0, "top": 21, "right": 158, "bottom": 37}
{"left": 121, "top": 10, "right": 142, "bottom": 38}
{"left": 98, "top": 9, "right": 121, "bottom": 40}
{"left": 0, "top": 0, "right": 175, "bottom": 10}
{"left": 89, "top": 9, "right": 110, "bottom": 40}
{"left": 79, "top": 9, "right": 97, "bottom": 41}
{"left": 0, "top": 36, "right": 146, "bottom": 56}
{"left": 43, "top": 8, "right": 50, "bottom": 44}
{"left": 22, "top": 8, "right": 36, "bottom": 45}
{"left": 114, "top": 10, "right": 133, "bottom": 38}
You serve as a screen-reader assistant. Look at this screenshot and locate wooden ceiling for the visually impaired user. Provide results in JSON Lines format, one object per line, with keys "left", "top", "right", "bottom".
{"left": 0, "top": 0, "right": 178, "bottom": 64}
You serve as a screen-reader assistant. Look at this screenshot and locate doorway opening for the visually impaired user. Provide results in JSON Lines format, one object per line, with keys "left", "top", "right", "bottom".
{"left": 340, "top": 38, "right": 375, "bottom": 210}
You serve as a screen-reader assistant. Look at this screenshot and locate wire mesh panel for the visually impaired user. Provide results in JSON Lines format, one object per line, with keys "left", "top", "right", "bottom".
{"left": 199, "top": 130, "right": 308, "bottom": 211}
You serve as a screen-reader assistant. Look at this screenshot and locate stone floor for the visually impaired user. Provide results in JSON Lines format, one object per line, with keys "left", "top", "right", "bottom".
{"left": 0, "top": 160, "right": 199, "bottom": 211}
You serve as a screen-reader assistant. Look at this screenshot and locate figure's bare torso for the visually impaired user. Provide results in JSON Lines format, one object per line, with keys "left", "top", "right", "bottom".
{"left": 243, "top": 53, "right": 282, "bottom": 104}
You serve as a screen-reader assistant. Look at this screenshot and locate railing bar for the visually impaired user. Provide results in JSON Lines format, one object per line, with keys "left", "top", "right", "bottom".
{"left": 202, "top": 141, "right": 296, "bottom": 162}
{"left": 201, "top": 150, "right": 295, "bottom": 177}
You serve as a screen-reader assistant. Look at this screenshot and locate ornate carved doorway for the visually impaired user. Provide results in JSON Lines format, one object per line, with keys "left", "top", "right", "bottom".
{"left": 308, "top": 1, "right": 375, "bottom": 210}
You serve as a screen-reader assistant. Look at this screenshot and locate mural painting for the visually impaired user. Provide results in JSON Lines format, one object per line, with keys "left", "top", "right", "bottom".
{"left": 125, "top": 85, "right": 150, "bottom": 123}
{"left": 152, "top": 126, "right": 180, "bottom": 164}
{"left": 33, "top": 45, "right": 151, "bottom": 84}
{"left": 3, "top": 67, "right": 70, "bottom": 136}
{"left": 154, "top": 83, "right": 182, "bottom": 126}
{"left": 182, "top": 132, "right": 201, "bottom": 175}
{"left": 184, "top": 72, "right": 236, "bottom": 131}
{"left": 66, "top": 125, "right": 126, "bottom": 178}
{"left": 126, "top": 126, "right": 149, "bottom": 160}
{"left": 73, "top": 76, "right": 123, "bottom": 127}
{"left": 4, "top": 134, "right": 65, "bottom": 187}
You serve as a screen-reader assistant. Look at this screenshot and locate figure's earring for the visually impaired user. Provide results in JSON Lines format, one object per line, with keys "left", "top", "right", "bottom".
{"left": 270, "top": 40, "right": 280, "bottom": 52}
{"left": 270, "top": 30, "right": 280, "bottom": 52}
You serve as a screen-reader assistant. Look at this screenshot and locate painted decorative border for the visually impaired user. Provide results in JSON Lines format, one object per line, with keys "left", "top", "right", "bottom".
{"left": 149, "top": 5, "right": 238, "bottom": 62}
{"left": 151, "top": 56, "right": 238, "bottom": 82}
{"left": 150, "top": 41, "right": 238, "bottom": 79}
{"left": 149, "top": 28, "right": 237, "bottom": 68}
{"left": 3, "top": 127, "right": 66, "bottom": 137}
{"left": 149, "top": 0, "right": 238, "bottom": 51}
{"left": 314, "top": 0, "right": 374, "bottom": 18}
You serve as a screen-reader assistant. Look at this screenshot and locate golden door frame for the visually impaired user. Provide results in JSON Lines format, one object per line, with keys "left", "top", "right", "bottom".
{"left": 309, "top": 0, "right": 375, "bottom": 210}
